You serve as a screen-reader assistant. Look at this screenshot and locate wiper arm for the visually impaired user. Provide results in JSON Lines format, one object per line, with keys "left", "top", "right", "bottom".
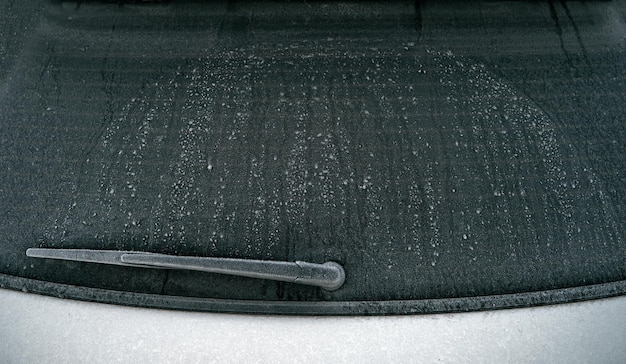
{"left": 25, "top": 248, "right": 345, "bottom": 291}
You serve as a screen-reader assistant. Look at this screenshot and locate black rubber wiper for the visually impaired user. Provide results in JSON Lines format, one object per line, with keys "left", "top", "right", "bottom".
{"left": 25, "top": 248, "right": 345, "bottom": 291}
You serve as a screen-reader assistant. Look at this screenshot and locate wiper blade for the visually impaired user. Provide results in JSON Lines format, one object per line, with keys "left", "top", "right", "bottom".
{"left": 25, "top": 248, "right": 345, "bottom": 291}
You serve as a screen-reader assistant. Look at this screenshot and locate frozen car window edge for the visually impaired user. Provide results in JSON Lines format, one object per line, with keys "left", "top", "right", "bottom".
{"left": 1, "top": 0, "right": 625, "bottom": 315}
{"left": 1, "top": 273, "right": 626, "bottom": 316}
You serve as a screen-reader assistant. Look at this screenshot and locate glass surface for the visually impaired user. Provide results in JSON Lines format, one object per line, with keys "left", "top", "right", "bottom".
{"left": 1, "top": 0, "right": 625, "bottom": 314}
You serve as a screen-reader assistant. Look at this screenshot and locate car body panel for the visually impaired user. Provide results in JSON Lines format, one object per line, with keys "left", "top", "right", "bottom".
{"left": 1, "top": 288, "right": 625, "bottom": 363}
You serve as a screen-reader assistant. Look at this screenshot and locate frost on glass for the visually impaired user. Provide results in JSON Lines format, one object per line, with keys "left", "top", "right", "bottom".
{"left": 43, "top": 41, "right": 622, "bottom": 297}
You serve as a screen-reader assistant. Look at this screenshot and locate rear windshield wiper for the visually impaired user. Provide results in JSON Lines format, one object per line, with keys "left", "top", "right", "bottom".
{"left": 26, "top": 248, "right": 345, "bottom": 291}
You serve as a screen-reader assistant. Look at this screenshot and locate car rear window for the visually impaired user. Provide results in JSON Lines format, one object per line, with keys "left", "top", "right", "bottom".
{"left": 1, "top": 0, "right": 625, "bottom": 314}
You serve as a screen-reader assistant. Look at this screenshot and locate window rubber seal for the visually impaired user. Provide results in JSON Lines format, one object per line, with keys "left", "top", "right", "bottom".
{"left": 1, "top": 273, "right": 625, "bottom": 316}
